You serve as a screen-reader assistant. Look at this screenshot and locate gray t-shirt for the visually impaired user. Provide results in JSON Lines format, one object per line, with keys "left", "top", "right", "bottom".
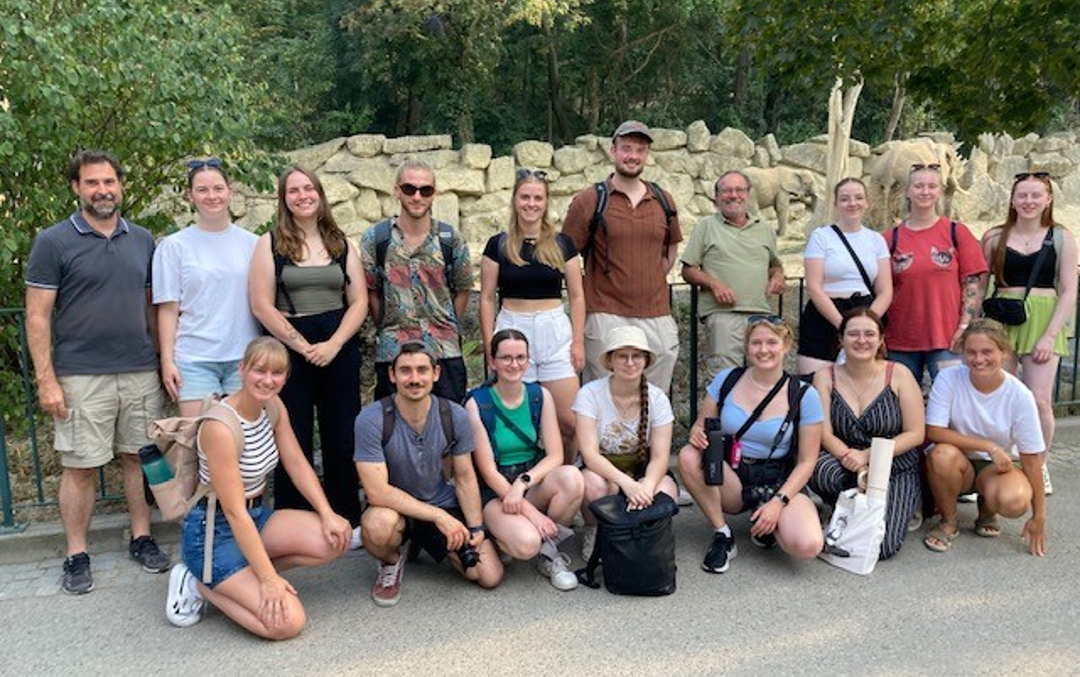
{"left": 25, "top": 212, "right": 158, "bottom": 376}
{"left": 353, "top": 396, "right": 475, "bottom": 508}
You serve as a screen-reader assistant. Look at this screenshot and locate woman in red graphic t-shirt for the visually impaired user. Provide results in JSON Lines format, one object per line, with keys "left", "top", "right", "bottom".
{"left": 883, "top": 164, "right": 988, "bottom": 385}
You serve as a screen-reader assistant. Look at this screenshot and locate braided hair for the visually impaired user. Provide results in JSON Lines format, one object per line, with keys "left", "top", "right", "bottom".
{"left": 634, "top": 374, "right": 650, "bottom": 472}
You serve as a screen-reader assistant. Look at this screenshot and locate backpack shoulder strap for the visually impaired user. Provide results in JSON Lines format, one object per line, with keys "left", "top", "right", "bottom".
{"left": 379, "top": 395, "right": 396, "bottom": 448}
{"left": 199, "top": 402, "right": 245, "bottom": 456}
{"left": 436, "top": 395, "right": 457, "bottom": 455}
{"left": 890, "top": 226, "right": 899, "bottom": 255}
{"left": 582, "top": 182, "right": 610, "bottom": 271}
{"left": 950, "top": 220, "right": 958, "bottom": 250}
{"left": 372, "top": 219, "right": 393, "bottom": 272}
{"left": 436, "top": 221, "right": 457, "bottom": 295}
{"left": 1053, "top": 226, "right": 1064, "bottom": 287}
{"left": 525, "top": 381, "right": 544, "bottom": 435}
{"left": 270, "top": 230, "right": 298, "bottom": 315}
{"left": 647, "top": 181, "right": 675, "bottom": 252}
{"left": 717, "top": 367, "right": 745, "bottom": 409}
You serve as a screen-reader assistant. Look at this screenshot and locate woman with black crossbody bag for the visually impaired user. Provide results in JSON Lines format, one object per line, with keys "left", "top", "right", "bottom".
{"left": 799, "top": 179, "right": 893, "bottom": 376}
{"left": 678, "top": 316, "right": 825, "bottom": 575}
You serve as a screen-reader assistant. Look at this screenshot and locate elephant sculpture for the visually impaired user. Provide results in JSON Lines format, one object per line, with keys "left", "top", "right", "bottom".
{"left": 741, "top": 166, "right": 819, "bottom": 236}
{"left": 865, "top": 138, "right": 961, "bottom": 229}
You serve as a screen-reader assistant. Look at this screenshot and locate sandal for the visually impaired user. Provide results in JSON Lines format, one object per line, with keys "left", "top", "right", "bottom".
{"left": 975, "top": 497, "right": 1001, "bottom": 538}
{"left": 924, "top": 522, "right": 959, "bottom": 553}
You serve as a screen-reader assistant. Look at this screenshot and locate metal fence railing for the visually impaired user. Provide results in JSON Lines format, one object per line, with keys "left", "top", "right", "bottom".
{"left": 4, "top": 276, "right": 1080, "bottom": 530}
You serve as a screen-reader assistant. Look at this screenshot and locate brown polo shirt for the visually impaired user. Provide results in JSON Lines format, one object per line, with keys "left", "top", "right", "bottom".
{"left": 562, "top": 177, "right": 682, "bottom": 318}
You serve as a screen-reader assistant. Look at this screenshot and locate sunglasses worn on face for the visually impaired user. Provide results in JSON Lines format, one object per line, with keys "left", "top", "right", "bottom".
{"left": 910, "top": 163, "right": 941, "bottom": 172}
{"left": 516, "top": 168, "right": 548, "bottom": 181}
{"left": 1015, "top": 171, "right": 1050, "bottom": 182}
{"left": 399, "top": 183, "right": 435, "bottom": 197}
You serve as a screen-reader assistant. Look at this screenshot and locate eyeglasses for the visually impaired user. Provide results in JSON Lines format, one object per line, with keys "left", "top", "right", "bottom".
{"left": 1014, "top": 171, "right": 1050, "bottom": 182}
{"left": 719, "top": 186, "right": 749, "bottom": 195}
{"left": 610, "top": 351, "right": 647, "bottom": 364}
{"left": 747, "top": 314, "right": 784, "bottom": 326}
{"left": 494, "top": 354, "right": 529, "bottom": 366}
{"left": 399, "top": 183, "right": 435, "bottom": 197}
{"left": 910, "top": 163, "right": 941, "bottom": 172}
{"left": 516, "top": 168, "right": 548, "bottom": 181}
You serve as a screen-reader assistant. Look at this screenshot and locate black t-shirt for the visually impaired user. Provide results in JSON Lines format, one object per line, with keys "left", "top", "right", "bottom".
{"left": 482, "top": 233, "right": 577, "bottom": 300}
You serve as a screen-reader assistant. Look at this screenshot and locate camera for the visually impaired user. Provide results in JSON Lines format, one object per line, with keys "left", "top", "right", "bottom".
{"left": 703, "top": 418, "right": 730, "bottom": 486}
{"left": 456, "top": 543, "right": 480, "bottom": 569}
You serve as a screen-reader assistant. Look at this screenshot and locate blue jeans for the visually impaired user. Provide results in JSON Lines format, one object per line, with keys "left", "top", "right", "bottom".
{"left": 887, "top": 349, "right": 961, "bottom": 385}
{"left": 182, "top": 503, "right": 274, "bottom": 587}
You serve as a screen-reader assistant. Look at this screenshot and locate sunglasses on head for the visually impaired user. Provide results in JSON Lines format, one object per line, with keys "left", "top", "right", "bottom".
{"left": 186, "top": 157, "right": 222, "bottom": 172}
{"left": 516, "top": 168, "right": 548, "bottom": 181}
{"left": 747, "top": 314, "right": 785, "bottom": 326}
{"left": 1015, "top": 171, "right": 1050, "bottom": 181}
{"left": 399, "top": 183, "right": 435, "bottom": 197}
{"left": 910, "top": 163, "right": 941, "bottom": 172}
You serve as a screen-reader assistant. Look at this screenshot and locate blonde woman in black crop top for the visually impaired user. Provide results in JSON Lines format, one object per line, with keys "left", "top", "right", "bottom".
{"left": 480, "top": 169, "right": 585, "bottom": 464}
{"left": 249, "top": 165, "right": 368, "bottom": 532}
{"left": 981, "top": 172, "right": 1077, "bottom": 494}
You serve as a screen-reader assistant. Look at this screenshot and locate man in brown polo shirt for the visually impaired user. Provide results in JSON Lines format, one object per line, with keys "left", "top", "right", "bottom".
{"left": 561, "top": 121, "right": 682, "bottom": 391}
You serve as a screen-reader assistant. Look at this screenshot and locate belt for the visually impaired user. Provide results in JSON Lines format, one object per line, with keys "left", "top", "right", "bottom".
{"left": 197, "top": 494, "right": 263, "bottom": 509}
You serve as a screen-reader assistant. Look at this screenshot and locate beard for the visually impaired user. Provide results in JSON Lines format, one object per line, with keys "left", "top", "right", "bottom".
{"left": 614, "top": 163, "right": 643, "bottom": 179}
{"left": 81, "top": 194, "right": 119, "bottom": 219}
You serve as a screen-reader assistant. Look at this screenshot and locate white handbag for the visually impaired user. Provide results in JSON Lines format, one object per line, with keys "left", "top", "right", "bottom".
{"left": 818, "top": 438, "right": 894, "bottom": 575}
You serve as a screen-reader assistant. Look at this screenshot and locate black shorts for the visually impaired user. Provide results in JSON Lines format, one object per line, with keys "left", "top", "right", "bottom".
{"left": 735, "top": 458, "right": 792, "bottom": 512}
{"left": 798, "top": 294, "right": 874, "bottom": 361}
{"left": 480, "top": 458, "right": 539, "bottom": 505}
{"left": 405, "top": 506, "right": 468, "bottom": 563}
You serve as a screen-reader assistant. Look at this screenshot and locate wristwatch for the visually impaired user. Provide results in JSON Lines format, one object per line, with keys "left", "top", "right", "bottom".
{"left": 517, "top": 473, "right": 532, "bottom": 488}
{"left": 774, "top": 492, "right": 790, "bottom": 506}
{"left": 467, "top": 525, "right": 485, "bottom": 534}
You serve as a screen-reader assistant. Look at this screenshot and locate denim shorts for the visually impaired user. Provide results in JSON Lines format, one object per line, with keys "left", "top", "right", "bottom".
{"left": 181, "top": 502, "right": 274, "bottom": 588}
{"left": 176, "top": 359, "right": 242, "bottom": 401}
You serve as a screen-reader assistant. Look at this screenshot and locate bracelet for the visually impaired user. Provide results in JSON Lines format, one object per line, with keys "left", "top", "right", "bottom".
{"left": 467, "top": 525, "right": 485, "bottom": 534}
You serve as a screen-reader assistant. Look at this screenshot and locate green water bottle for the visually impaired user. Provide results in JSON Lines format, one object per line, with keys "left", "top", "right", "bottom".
{"left": 139, "top": 444, "right": 173, "bottom": 485}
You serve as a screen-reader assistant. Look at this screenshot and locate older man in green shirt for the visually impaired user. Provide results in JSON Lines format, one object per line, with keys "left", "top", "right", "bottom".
{"left": 681, "top": 170, "right": 786, "bottom": 376}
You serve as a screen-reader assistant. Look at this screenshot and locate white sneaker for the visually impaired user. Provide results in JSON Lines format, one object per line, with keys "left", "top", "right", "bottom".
{"left": 538, "top": 552, "right": 578, "bottom": 591}
{"left": 677, "top": 485, "right": 694, "bottom": 507}
{"left": 350, "top": 525, "right": 363, "bottom": 550}
{"left": 166, "top": 563, "right": 204, "bottom": 628}
{"left": 1043, "top": 464, "right": 1053, "bottom": 496}
{"left": 958, "top": 492, "right": 977, "bottom": 504}
{"left": 580, "top": 526, "right": 597, "bottom": 561}
{"left": 907, "top": 506, "right": 923, "bottom": 533}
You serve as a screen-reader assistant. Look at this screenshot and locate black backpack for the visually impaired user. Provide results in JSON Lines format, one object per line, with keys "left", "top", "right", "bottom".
{"left": 580, "top": 181, "right": 676, "bottom": 273}
{"left": 576, "top": 492, "right": 679, "bottom": 596}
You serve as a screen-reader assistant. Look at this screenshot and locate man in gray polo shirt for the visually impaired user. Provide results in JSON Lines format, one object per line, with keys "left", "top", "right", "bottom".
{"left": 25, "top": 150, "right": 169, "bottom": 594}
{"left": 354, "top": 342, "right": 502, "bottom": 607}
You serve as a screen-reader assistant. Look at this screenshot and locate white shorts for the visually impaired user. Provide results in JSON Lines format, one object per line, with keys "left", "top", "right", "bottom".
{"left": 495, "top": 306, "right": 577, "bottom": 383}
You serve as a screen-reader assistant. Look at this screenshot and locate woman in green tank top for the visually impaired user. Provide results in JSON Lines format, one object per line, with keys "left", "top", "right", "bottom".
{"left": 466, "top": 329, "right": 584, "bottom": 591}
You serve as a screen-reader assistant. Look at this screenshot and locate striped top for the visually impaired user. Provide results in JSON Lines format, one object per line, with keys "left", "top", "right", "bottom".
{"left": 197, "top": 402, "right": 279, "bottom": 497}
{"left": 830, "top": 363, "right": 902, "bottom": 447}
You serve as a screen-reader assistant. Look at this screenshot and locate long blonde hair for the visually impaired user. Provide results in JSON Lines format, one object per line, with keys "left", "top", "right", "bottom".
{"left": 504, "top": 171, "right": 563, "bottom": 269}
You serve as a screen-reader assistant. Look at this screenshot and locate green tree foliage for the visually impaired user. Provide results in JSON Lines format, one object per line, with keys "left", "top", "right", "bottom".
{"left": 0, "top": 0, "right": 274, "bottom": 427}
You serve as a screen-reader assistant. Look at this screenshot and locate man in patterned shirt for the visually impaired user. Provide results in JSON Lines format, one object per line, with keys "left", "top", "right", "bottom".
{"left": 361, "top": 158, "right": 474, "bottom": 403}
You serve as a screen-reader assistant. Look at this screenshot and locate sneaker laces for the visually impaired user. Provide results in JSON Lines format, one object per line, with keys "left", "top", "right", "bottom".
{"left": 376, "top": 561, "right": 400, "bottom": 587}
{"left": 547, "top": 552, "right": 572, "bottom": 574}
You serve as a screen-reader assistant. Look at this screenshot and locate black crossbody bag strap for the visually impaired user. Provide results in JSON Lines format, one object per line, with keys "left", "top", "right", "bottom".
{"left": 991, "top": 228, "right": 1054, "bottom": 302}
{"left": 830, "top": 224, "right": 875, "bottom": 297}
{"left": 491, "top": 405, "right": 540, "bottom": 452}
{"left": 764, "top": 380, "right": 808, "bottom": 461}
{"left": 733, "top": 374, "right": 789, "bottom": 441}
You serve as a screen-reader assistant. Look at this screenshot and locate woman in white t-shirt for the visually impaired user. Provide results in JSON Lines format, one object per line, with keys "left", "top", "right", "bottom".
{"left": 153, "top": 158, "right": 260, "bottom": 416}
{"left": 924, "top": 319, "right": 1047, "bottom": 556}
{"left": 573, "top": 325, "right": 678, "bottom": 559}
{"left": 799, "top": 178, "right": 892, "bottom": 375}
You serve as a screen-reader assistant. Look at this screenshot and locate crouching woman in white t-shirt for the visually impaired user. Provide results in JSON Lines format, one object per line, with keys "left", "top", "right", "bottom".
{"left": 924, "top": 319, "right": 1048, "bottom": 556}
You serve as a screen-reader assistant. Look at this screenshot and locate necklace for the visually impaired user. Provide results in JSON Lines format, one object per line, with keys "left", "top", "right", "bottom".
{"left": 747, "top": 370, "right": 780, "bottom": 391}
{"left": 1015, "top": 226, "right": 1047, "bottom": 251}
{"left": 611, "top": 389, "right": 640, "bottom": 420}
{"left": 840, "top": 363, "right": 882, "bottom": 411}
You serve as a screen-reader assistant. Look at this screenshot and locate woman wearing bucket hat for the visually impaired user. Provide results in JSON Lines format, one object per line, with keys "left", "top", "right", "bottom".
{"left": 572, "top": 325, "right": 678, "bottom": 559}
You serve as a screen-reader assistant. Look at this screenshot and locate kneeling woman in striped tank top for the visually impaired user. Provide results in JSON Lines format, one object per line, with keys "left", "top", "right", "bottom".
{"left": 809, "top": 308, "right": 926, "bottom": 559}
{"left": 167, "top": 337, "right": 352, "bottom": 639}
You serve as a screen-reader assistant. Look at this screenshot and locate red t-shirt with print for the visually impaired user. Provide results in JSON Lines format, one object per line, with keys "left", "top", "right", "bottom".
{"left": 884, "top": 216, "right": 988, "bottom": 351}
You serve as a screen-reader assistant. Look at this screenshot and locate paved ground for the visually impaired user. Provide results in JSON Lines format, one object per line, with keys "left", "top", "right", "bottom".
{"left": 3, "top": 423, "right": 1079, "bottom": 677}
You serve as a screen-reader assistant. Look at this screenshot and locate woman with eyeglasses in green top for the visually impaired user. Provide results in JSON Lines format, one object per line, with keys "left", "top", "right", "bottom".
{"left": 479, "top": 168, "right": 586, "bottom": 464}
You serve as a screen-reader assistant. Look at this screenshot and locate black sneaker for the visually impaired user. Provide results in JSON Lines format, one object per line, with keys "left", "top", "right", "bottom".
{"left": 130, "top": 536, "right": 170, "bottom": 573}
{"left": 751, "top": 532, "right": 777, "bottom": 549}
{"left": 702, "top": 532, "right": 737, "bottom": 573}
{"left": 62, "top": 553, "right": 94, "bottom": 594}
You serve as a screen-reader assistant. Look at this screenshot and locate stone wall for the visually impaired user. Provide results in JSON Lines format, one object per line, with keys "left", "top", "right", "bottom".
{"left": 220, "top": 123, "right": 1080, "bottom": 253}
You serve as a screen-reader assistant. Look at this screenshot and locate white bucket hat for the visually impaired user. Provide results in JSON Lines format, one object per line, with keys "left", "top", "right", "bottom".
{"left": 603, "top": 325, "right": 654, "bottom": 360}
